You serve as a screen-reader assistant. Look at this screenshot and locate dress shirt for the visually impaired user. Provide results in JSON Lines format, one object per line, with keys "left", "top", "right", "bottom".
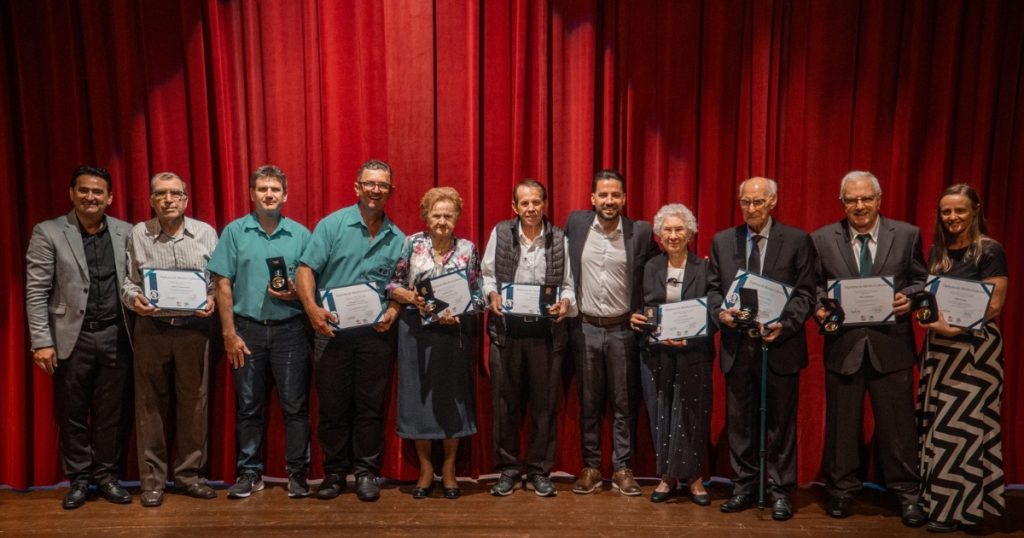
{"left": 847, "top": 217, "right": 880, "bottom": 271}
{"left": 480, "top": 221, "right": 577, "bottom": 316}
{"left": 745, "top": 217, "right": 774, "bottom": 275}
{"left": 578, "top": 216, "right": 628, "bottom": 317}
{"left": 81, "top": 217, "right": 119, "bottom": 321}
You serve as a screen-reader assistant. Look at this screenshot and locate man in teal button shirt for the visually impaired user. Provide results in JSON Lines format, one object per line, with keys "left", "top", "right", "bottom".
{"left": 296, "top": 159, "right": 405, "bottom": 502}
{"left": 209, "top": 165, "right": 313, "bottom": 499}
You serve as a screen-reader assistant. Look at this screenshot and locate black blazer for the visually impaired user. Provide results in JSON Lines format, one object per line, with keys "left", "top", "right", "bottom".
{"left": 707, "top": 219, "right": 817, "bottom": 375}
{"left": 563, "top": 210, "right": 658, "bottom": 313}
{"left": 641, "top": 252, "right": 715, "bottom": 364}
{"left": 811, "top": 216, "right": 927, "bottom": 375}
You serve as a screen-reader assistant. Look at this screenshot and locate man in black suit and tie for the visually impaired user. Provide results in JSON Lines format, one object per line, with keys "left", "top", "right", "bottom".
{"left": 564, "top": 169, "right": 658, "bottom": 496}
{"left": 708, "top": 177, "right": 816, "bottom": 521}
{"left": 811, "top": 171, "right": 927, "bottom": 527}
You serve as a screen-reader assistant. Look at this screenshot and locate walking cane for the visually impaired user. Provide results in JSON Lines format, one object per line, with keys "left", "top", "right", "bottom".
{"left": 758, "top": 333, "right": 768, "bottom": 509}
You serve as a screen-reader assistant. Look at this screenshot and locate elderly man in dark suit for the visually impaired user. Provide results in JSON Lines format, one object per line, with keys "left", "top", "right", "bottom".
{"left": 25, "top": 166, "right": 134, "bottom": 509}
{"left": 564, "top": 169, "right": 658, "bottom": 496}
{"left": 811, "top": 170, "right": 927, "bottom": 527}
{"left": 708, "top": 177, "right": 816, "bottom": 521}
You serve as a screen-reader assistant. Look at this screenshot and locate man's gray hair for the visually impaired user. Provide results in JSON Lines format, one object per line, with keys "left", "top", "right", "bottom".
{"left": 652, "top": 203, "right": 698, "bottom": 238}
{"left": 149, "top": 171, "right": 186, "bottom": 195}
{"left": 737, "top": 177, "right": 778, "bottom": 197}
{"left": 839, "top": 170, "right": 882, "bottom": 199}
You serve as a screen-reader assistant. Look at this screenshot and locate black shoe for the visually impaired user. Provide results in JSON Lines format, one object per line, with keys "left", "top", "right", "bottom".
{"left": 316, "top": 473, "right": 345, "bottom": 500}
{"left": 720, "top": 494, "right": 755, "bottom": 513}
{"left": 62, "top": 479, "right": 90, "bottom": 509}
{"left": 412, "top": 483, "right": 435, "bottom": 499}
{"left": 690, "top": 492, "right": 711, "bottom": 506}
{"left": 288, "top": 471, "right": 311, "bottom": 498}
{"left": 181, "top": 483, "right": 217, "bottom": 499}
{"left": 355, "top": 474, "right": 381, "bottom": 502}
{"left": 98, "top": 481, "right": 131, "bottom": 504}
{"left": 490, "top": 474, "right": 517, "bottom": 496}
{"left": 526, "top": 475, "right": 557, "bottom": 497}
{"left": 771, "top": 497, "right": 794, "bottom": 521}
{"left": 140, "top": 489, "right": 164, "bottom": 507}
{"left": 926, "top": 521, "right": 959, "bottom": 533}
{"left": 826, "top": 496, "right": 852, "bottom": 518}
{"left": 650, "top": 489, "right": 675, "bottom": 503}
{"left": 443, "top": 486, "right": 461, "bottom": 499}
{"left": 902, "top": 502, "right": 927, "bottom": 528}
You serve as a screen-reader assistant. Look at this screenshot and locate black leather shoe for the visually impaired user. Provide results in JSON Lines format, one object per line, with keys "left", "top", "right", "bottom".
{"left": 690, "top": 492, "right": 711, "bottom": 506}
{"left": 98, "top": 481, "right": 132, "bottom": 504}
{"left": 62, "top": 479, "right": 90, "bottom": 509}
{"left": 902, "top": 502, "right": 927, "bottom": 528}
{"left": 772, "top": 497, "right": 794, "bottom": 521}
{"left": 355, "top": 474, "right": 381, "bottom": 502}
{"left": 720, "top": 494, "right": 755, "bottom": 513}
{"left": 182, "top": 483, "right": 217, "bottom": 499}
{"left": 140, "top": 489, "right": 164, "bottom": 507}
{"left": 316, "top": 473, "right": 345, "bottom": 500}
{"left": 826, "top": 496, "right": 852, "bottom": 518}
{"left": 412, "top": 483, "right": 435, "bottom": 499}
{"left": 443, "top": 486, "right": 461, "bottom": 499}
{"left": 926, "top": 521, "right": 959, "bottom": 533}
{"left": 650, "top": 489, "right": 675, "bottom": 503}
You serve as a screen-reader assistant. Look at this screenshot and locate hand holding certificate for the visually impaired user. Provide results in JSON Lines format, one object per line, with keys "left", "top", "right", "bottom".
{"left": 320, "top": 283, "right": 385, "bottom": 331}
{"left": 924, "top": 275, "right": 994, "bottom": 329}
{"left": 143, "top": 269, "right": 209, "bottom": 311}
{"left": 418, "top": 269, "right": 473, "bottom": 325}
{"left": 826, "top": 276, "right": 895, "bottom": 325}
{"left": 723, "top": 270, "right": 793, "bottom": 325}
{"left": 500, "top": 283, "right": 559, "bottom": 317}
{"left": 649, "top": 298, "right": 709, "bottom": 343}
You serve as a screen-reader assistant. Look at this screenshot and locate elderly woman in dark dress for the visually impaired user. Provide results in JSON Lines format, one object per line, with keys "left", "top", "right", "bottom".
{"left": 387, "top": 187, "right": 484, "bottom": 500}
{"left": 630, "top": 203, "right": 714, "bottom": 505}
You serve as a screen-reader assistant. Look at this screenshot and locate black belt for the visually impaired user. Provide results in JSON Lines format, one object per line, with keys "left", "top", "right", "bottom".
{"left": 152, "top": 316, "right": 206, "bottom": 328}
{"left": 238, "top": 314, "right": 301, "bottom": 326}
{"left": 81, "top": 318, "right": 120, "bottom": 331}
{"left": 580, "top": 312, "right": 631, "bottom": 327}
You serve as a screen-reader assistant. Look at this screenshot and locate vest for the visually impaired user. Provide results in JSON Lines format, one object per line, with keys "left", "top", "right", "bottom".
{"left": 493, "top": 218, "right": 565, "bottom": 286}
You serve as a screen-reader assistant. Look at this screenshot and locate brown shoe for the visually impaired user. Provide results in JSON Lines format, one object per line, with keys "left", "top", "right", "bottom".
{"left": 611, "top": 469, "right": 642, "bottom": 496}
{"left": 140, "top": 489, "right": 164, "bottom": 508}
{"left": 572, "top": 467, "right": 603, "bottom": 494}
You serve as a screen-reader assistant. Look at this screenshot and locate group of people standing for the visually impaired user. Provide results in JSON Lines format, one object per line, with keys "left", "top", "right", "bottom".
{"left": 25, "top": 163, "right": 1006, "bottom": 533}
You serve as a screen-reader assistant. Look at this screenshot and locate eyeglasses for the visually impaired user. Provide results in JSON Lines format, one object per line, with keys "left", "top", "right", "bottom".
{"left": 358, "top": 181, "right": 393, "bottom": 192}
{"left": 667, "top": 277, "right": 683, "bottom": 286}
{"left": 842, "top": 196, "right": 878, "bottom": 207}
{"left": 151, "top": 189, "right": 187, "bottom": 201}
{"left": 738, "top": 198, "right": 768, "bottom": 208}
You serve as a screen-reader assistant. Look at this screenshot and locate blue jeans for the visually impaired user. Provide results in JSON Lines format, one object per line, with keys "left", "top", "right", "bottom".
{"left": 233, "top": 315, "right": 311, "bottom": 474}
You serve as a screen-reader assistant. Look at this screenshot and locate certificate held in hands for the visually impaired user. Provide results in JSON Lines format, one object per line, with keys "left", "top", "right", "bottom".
{"left": 500, "top": 283, "right": 559, "bottom": 317}
{"left": 649, "top": 298, "right": 709, "bottom": 343}
{"left": 320, "top": 282, "right": 386, "bottom": 331}
{"left": 419, "top": 269, "right": 473, "bottom": 325}
{"left": 826, "top": 276, "right": 895, "bottom": 325}
{"left": 723, "top": 270, "right": 793, "bottom": 326}
{"left": 143, "top": 269, "right": 209, "bottom": 311}
{"left": 924, "top": 275, "right": 994, "bottom": 329}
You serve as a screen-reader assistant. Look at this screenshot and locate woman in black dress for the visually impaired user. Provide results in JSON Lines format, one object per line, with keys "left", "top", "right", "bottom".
{"left": 916, "top": 184, "right": 1008, "bottom": 533}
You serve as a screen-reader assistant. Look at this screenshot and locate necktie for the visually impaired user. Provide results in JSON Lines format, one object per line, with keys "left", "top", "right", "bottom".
{"left": 857, "top": 234, "right": 872, "bottom": 277}
{"left": 748, "top": 234, "right": 762, "bottom": 275}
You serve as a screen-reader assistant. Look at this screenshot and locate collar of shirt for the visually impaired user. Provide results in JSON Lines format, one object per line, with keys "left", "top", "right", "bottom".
{"left": 518, "top": 220, "right": 548, "bottom": 248}
{"left": 241, "top": 212, "right": 294, "bottom": 239}
{"left": 77, "top": 214, "right": 108, "bottom": 238}
{"left": 847, "top": 217, "right": 880, "bottom": 245}
{"left": 746, "top": 216, "right": 773, "bottom": 242}
{"left": 145, "top": 216, "right": 199, "bottom": 242}
{"left": 342, "top": 203, "right": 397, "bottom": 239}
{"left": 589, "top": 214, "right": 623, "bottom": 238}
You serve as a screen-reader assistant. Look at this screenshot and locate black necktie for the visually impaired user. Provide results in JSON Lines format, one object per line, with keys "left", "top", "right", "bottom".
{"left": 748, "top": 234, "right": 762, "bottom": 275}
{"left": 857, "top": 234, "right": 872, "bottom": 277}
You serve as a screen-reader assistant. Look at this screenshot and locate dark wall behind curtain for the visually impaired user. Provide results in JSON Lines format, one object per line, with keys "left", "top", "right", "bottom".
{"left": 2, "top": 0, "right": 1022, "bottom": 489}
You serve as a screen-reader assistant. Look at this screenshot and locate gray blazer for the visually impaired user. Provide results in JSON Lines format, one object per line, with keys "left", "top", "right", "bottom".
{"left": 25, "top": 210, "right": 132, "bottom": 359}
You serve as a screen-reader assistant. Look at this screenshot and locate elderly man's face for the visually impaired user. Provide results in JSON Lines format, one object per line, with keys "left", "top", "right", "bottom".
{"left": 150, "top": 177, "right": 188, "bottom": 222}
{"left": 842, "top": 178, "right": 881, "bottom": 233}
{"left": 739, "top": 179, "right": 776, "bottom": 232}
{"left": 513, "top": 185, "right": 546, "bottom": 229}
{"left": 658, "top": 214, "right": 690, "bottom": 255}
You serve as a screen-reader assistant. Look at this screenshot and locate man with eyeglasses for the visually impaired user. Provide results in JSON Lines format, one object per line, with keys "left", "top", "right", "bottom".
{"left": 811, "top": 170, "right": 927, "bottom": 527}
{"left": 295, "top": 159, "right": 405, "bottom": 502}
{"left": 121, "top": 172, "right": 219, "bottom": 507}
{"left": 208, "top": 165, "right": 313, "bottom": 499}
{"left": 707, "top": 177, "right": 816, "bottom": 521}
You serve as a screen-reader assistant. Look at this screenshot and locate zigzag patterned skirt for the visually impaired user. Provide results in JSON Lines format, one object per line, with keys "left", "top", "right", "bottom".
{"left": 918, "top": 321, "right": 1004, "bottom": 526}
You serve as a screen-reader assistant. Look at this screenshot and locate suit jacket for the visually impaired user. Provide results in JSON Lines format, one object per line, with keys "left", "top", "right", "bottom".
{"left": 811, "top": 216, "right": 927, "bottom": 375}
{"left": 563, "top": 210, "right": 658, "bottom": 314}
{"left": 640, "top": 252, "right": 716, "bottom": 364}
{"left": 707, "top": 219, "right": 817, "bottom": 375}
{"left": 25, "top": 210, "right": 132, "bottom": 359}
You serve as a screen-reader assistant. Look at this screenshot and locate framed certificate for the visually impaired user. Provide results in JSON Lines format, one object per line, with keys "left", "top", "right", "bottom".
{"left": 500, "top": 283, "right": 559, "bottom": 317}
{"left": 320, "top": 282, "right": 385, "bottom": 331}
{"left": 142, "top": 269, "right": 209, "bottom": 311}
{"left": 925, "top": 275, "right": 994, "bottom": 329}
{"left": 418, "top": 269, "right": 473, "bottom": 324}
{"left": 651, "top": 298, "right": 709, "bottom": 342}
{"left": 827, "top": 276, "right": 896, "bottom": 325}
{"left": 723, "top": 270, "right": 793, "bottom": 325}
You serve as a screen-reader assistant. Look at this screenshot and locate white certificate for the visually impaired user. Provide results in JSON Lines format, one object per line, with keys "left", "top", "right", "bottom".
{"left": 500, "top": 283, "right": 559, "bottom": 317}
{"left": 142, "top": 269, "right": 209, "bottom": 311}
{"left": 925, "top": 275, "right": 994, "bottom": 329}
{"left": 653, "top": 298, "right": 709, "bottom": 342}
{"left": 420, "top": 269, "right": 473, "bottom": 324}
{"left": 827, "top": 276, "right": 896, "bottom": 325}
{"left": 320, "top": 283, "right": 385, "bottom": 331}
{"left": 723, "top": 270, "right": 793, "bottom": 325}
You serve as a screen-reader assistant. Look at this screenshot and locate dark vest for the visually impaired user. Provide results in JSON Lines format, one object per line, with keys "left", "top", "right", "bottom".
{"left": 493, "top": 218, "right": 565, "bottom": 286}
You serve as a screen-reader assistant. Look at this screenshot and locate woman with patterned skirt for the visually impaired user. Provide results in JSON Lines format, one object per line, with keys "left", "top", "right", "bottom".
{"left": 917, "top": 184, "right": 1008, "bottom": 533}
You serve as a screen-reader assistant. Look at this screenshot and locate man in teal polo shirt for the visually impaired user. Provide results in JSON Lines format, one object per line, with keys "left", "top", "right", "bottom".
{"left": 209, "top": 165, "right": 313, "bottom": 499}
{"left": 296, "top": 159, "right": 405, "bottom": 502}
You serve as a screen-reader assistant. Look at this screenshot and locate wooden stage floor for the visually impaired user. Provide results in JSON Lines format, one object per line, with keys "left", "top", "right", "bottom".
{"left": 2, "top": 477, "right": 1022, "bottom": 536}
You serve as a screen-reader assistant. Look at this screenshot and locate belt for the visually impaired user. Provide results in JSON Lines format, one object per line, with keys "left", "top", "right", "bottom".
{"left": 238, "top": 314, "right": 301, "bottom": 326}
{"left": 580, "top": 312, "right": 631, "bottom": 327}
{"left": 152, "top": 316, "right": 206, "bottom": 328}
{"left": 81, "top": 318, "right": 120, "bottom": 331}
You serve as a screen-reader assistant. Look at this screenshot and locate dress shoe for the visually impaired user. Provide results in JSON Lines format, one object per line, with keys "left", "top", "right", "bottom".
{"left": 140, "top": 489, "right": 164, "bottom": 508}
{"left": 62, "top": 479, "right": 90, "bottom": 509}
{"left": 720, "top": 494, "right": 755, "bottom": 513}
{"left": 182, "top": 483, "right": 217, "bottom": 499}
{"left": 526, "top": 475, "right": 556, "bottom": 497}
{"left": 649, "top": 489, "right": 675, "bottom": 503}
{"left": 98, "top": 481, "right": 132, "bottom": 504}
{"left": 411, "top": 483, "right": 435, "bottom": 499}
{"left": 316, "top": 473, "right": 345, "bottom": 500}
{"left": 611, "top": 469, "right": 642, "bottom": 496}
{"left": 771, "top": 497, "right": 794, "bottom": 521}
{"left": 490, "top": 474, "right": 517, "bottom": 496}
{"left": 443, "top": 486, "right": 461, "bottom": 499}
{"left": 690, "top": 492, "right": 711, "bottom": 506}
{"left": 901, "top": 502, "right": 927, "bottom": 528}
{"left": 926, "top": 521, "right": 959, "bottom": 533}
{"left": 572, "top": 467, "right": 602, "bottom": 494}
{"left": 355, "top": 473, "right": 381, "bottom": 502}
{"left": 826, "top": 496, "right": 852, "bottom": 518}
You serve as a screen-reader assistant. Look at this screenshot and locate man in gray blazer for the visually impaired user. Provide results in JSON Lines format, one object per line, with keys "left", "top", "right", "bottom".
{"left": 811, "top": 170, "right": 927, "bottom": 527}
{"left": 25, "top": 166, "right": 134, "bottom": 509}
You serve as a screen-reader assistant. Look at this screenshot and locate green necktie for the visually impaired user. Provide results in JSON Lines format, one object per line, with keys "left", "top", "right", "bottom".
{"left": 857, "top": 234, "right": 872, "bottom": 277}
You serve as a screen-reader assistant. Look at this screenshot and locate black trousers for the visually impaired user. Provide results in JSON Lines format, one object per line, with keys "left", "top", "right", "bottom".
{"left": 489, "top": 321, "right": 566, "bottom": 477}
{"left": 725, "top": 338, "right": 799, "bottom": 499}
{"left": 56, "top": 322, "right": 131, "bottom": 484}
{"left": 314, "top": 326, "right": 394, "bottom": 476}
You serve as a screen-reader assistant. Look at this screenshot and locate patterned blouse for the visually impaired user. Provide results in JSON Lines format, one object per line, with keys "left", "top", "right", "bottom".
{"left": 387, "top": 231, "right": 484, "bottom": 311}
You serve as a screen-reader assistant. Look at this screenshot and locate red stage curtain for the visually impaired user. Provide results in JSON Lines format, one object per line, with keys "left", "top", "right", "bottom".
{"left": 2, "top": 0, "right": 1022, "bottom": 489}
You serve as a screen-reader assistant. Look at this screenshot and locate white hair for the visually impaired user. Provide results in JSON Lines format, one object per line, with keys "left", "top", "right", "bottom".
{"left": 652, "top": 203, "right": 698, "bottom": 238}
{"left": 737, "top": 177, "right": 778, "bottom": 197}
{"left": 839, "top": 170, "right": 882, "bottom": 199}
